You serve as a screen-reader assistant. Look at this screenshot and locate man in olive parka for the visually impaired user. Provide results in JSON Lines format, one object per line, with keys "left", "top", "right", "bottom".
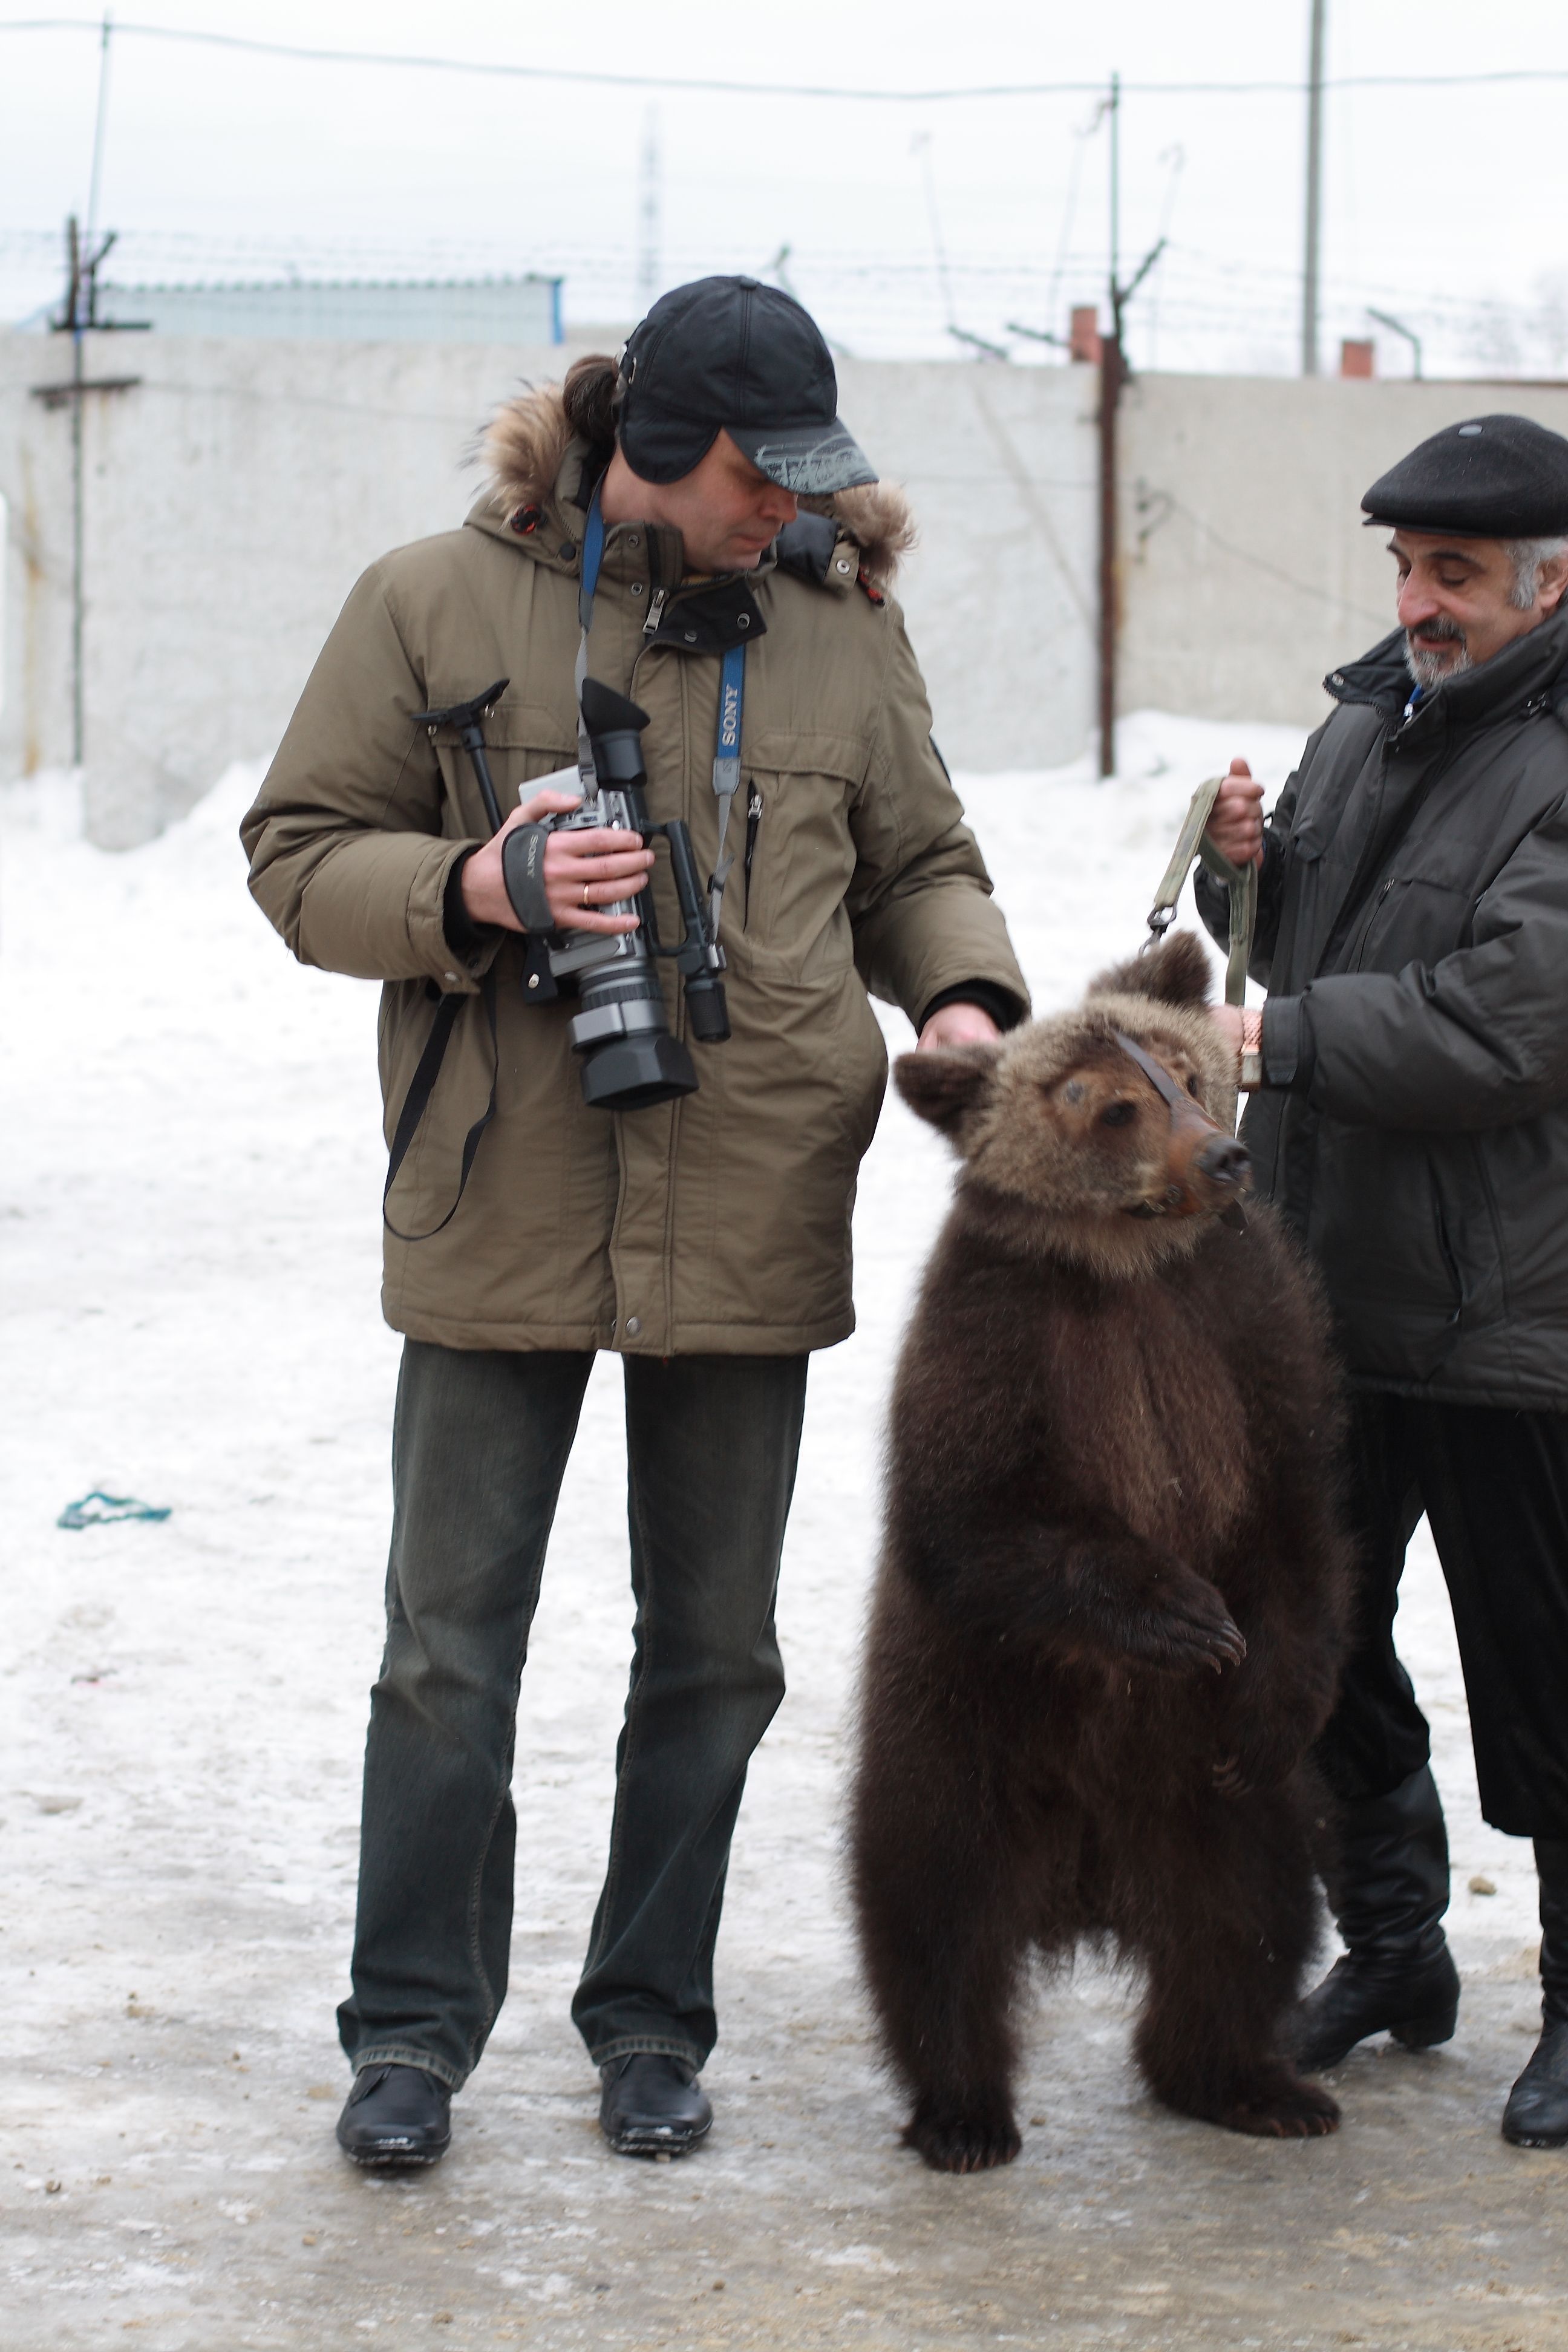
{"left": 242, "top": 279, "right": 1027, "bottom": 2166}
{"left": 1200, "top": 414, "right": 1568, "bottom": 2149}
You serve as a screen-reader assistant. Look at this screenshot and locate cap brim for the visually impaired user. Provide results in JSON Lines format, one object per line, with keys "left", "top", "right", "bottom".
{"left": 1362, "top": 512, "right": 1500, "bottom": 535}
{"left": 728, "top": 419, "right": 877, "bottom": 495}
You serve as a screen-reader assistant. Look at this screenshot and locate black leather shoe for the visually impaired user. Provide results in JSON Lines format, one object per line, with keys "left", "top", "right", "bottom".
{"left": 1503, "top": 2017, "right": 1568, "bottom": 2147}
{"left": 336, "top": 2064, "right": 452, "bottom": 2167}
{"left": 599, "top": 2054, "right": 712, "bottom": 2158}
{"left": 1503, "top": 1837, "right": 1568, "bottom": 2146}
{"left": 1293, "top": 1943, "right": 1460, "bottom": 2072}
{"left": 1294, "top": 1765, "right": 1459, "bottom": 2072}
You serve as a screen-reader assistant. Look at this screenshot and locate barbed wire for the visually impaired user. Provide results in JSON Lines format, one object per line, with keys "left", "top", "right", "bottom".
{"left": 3, "top": 223, "right": 1563, "bottom": 375}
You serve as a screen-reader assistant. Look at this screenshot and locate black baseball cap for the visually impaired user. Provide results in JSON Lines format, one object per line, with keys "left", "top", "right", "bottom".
{"left": 1362, "top": 414, "right": 1568, "bottom": 537}
{"left": 618, "top": 275, "right": 877, "bottom": 495}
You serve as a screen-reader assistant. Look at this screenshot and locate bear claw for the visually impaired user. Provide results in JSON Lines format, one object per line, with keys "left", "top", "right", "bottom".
{"left": 1216, "top": 2077, "right": 1340, "bottom": 2138}
{"left": 903, "top": 2110, "right": 1022, "bottom": 2173}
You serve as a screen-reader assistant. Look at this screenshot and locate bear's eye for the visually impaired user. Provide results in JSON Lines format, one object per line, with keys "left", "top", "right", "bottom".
{"left": 1186, "top": 1073, "right": 1201, "bottom": 1097}
{"left": 1100, "top": 1100, "right": 1137, "bottom": 1128}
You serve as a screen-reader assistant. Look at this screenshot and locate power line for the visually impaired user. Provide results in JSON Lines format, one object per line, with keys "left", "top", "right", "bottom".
{"left": 2, "top": 16, "right": 1568, "bottom": 101}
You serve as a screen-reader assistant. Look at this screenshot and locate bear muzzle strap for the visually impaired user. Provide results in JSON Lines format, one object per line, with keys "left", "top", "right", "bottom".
{"left": 1111, "top": 1031, "right": 1250, "bottom": 1230}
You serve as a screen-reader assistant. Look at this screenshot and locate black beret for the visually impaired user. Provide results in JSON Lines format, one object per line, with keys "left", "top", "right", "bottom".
{"left": 1362, "top": 413, "right": 1568, "bottom": 537}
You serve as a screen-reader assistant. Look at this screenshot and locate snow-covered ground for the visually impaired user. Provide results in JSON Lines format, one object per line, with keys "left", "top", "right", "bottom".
{"left": 0, "top": 715, "right": 1553, "bottom": 2350}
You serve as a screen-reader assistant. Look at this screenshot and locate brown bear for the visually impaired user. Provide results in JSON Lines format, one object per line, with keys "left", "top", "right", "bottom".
{"left": 850, "top": 930, "right": 1351, "bottom": 2170}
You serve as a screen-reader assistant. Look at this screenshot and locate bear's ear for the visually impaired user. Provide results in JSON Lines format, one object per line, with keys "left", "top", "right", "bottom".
{"left": 893, "top": 1043, "right": 1000, "bottom": 1142}
{"left": 1088, "top": 927, "right": 1212, "bottom": 1008}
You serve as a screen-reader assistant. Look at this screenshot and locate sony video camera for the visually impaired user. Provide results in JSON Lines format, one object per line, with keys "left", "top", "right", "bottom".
{"left": 503, "top": 678, "right": 730, "bottom": 1111}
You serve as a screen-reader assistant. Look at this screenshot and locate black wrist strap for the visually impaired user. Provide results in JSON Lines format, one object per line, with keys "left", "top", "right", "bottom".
{"left": 501, "top": 822, "right": 556, "bottom": 932}
{"left": 382, "top": 972, "right": 499, "bottom": 1241}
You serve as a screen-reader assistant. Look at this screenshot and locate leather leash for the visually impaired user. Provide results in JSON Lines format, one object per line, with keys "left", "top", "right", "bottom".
{"left": 1142, "top": 774, "right": 1258, "bottom": 1133}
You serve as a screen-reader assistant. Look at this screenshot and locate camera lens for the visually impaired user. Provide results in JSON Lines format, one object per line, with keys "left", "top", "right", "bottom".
{"left": 578, "top": 1030, "right": 697, "bottom": 1111}
{"left": 570, "top": 965, "right": 697, "bottom": 1108}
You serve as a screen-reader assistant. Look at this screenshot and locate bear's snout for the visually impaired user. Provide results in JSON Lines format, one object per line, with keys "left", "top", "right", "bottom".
{"left": 1157, "top": 1110, "right": 1253, "bottom": 1218}
{"left": 1194, "top": 1134, "right": 1250, "bottom": 1191}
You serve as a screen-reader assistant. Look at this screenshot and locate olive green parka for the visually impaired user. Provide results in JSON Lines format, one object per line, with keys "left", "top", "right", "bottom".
{"left": 241, "top": 385, "right": 1028, "bottom": 1356}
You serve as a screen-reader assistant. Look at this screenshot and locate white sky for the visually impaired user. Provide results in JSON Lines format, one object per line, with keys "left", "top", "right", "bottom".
{"left": 2, "top": 0, "right": 1567, "bottom": 374}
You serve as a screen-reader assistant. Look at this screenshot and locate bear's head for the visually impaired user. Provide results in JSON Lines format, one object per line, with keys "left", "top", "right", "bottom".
{"left": 897, "top": 931, "right": 1250, "bottom": 1278}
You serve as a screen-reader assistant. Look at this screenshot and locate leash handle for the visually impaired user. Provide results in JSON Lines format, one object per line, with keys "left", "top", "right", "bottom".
{"left": 1144, "top": 777, "right": 1222, "bottom": 944}
{"left": 1143, "top": 776, "right": 1259, "bottom": 1134}
{"left": 1144, "top": 773, "right": 1257, "bottom": 1008}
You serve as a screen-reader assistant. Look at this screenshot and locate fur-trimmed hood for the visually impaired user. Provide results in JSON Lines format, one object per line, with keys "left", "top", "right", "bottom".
{"left": 480, "top": 381, "right": 916, "bottom": 590}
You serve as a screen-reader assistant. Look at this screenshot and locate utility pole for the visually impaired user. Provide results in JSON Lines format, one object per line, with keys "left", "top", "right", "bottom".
{"left": 68, "top": 216, "right": 88, "bottom": 768}
{"left": 30, "top": 214, "right": 142, "bottom": 772}
{"left": 1098, "top": 74, "right": 1122, "bottom": 779}
{"left": 85, "top": 8, "right": 114, "bottom": 249}
{"left": 636, "top": 105, "right": 661, "bottom": 313}
{"left": 1096, "top": 73, "right": 1165, "bottom": 780}
{"left": 1301, "top": 0, "right": 1326, "bottom": 376}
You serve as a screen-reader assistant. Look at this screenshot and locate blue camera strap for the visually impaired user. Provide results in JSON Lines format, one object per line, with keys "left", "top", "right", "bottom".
{"left": 579, "top": 484, "right": 607, "bottom": 618}
{"left": 708, "top": 642, "right": 746, "bottom": 934}
{"left": 577, "top": 476, "right": 747, "bottom": 932}
{"left": 575, "top": 484, "right": 609, "bottom": 789}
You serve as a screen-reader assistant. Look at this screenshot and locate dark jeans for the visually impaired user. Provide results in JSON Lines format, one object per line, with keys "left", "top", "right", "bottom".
{"left": 1318, "top": 1393, "right": 1568, "bottom": 1838}
{"left": 336, "top": 1342, "right": 809, "bottom": 2091}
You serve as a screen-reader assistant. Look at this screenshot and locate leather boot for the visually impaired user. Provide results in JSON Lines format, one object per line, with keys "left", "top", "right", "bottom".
{"left": 598, "top": 2054, "right": 712, "bottom": 2158}
{"left": 1502, "top": 1837, "right": 1568, "bottom": 2148}
{"left": 1293, "top": 1765, "right": 1460, "bottom": 2073}
{"left": 336, "top": 2063, "right": 452, "bottom": 2166}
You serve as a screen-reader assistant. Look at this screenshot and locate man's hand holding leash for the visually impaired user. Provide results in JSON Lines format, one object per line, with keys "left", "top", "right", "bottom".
{"left": 1205, "top": 758, "right": 1266, "bottom": 1084}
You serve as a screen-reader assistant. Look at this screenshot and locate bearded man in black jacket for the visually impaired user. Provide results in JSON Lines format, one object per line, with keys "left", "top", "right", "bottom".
{"left": 1200, "top": 413, "right": 1568, "bottom": 2148}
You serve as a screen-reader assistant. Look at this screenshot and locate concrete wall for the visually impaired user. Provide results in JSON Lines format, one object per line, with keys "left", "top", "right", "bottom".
{"left": 1119, "top": 374, "right": 1568, "bottom": 728}
{"left": 4, "top": 332, "right": 1567, "bottom": 845}
{"left": 836, "top": 359, "right": 1098, "bottom": 773}
{"left": 0, "top": 335, "right": 1098, "bottom": 844}
{"left": 0, "top": 334, "right": 605, "bottom": 844}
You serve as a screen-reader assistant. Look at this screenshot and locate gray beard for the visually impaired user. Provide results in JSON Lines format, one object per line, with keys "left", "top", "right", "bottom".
{"left": 1405, "top": 624, "right": 1472, "bottom": 691}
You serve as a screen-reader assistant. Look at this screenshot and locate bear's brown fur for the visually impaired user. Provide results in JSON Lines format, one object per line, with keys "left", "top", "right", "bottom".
{"left": 850, "top": 932, "right": 1351, "bottom": 2169}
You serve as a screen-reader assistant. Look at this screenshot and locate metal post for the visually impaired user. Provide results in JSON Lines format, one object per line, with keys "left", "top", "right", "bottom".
{"left": 1093, "top": 75, "right": 1168, "bottom": 780}
{"left": 67, "top": 15, "right": 114, "bottom": 770}
{"left": 1098, "top": 326, "right": 1120, "bottom": 779}
{"left": 636, "top": 105, "right": 660, "bottom": 312}
{"left": 1367, "top": 305, "right": 1423, "bottom": 379}
{"left": 1099, "top": 74, "right": 1122, "bottom": 779}
{"left": 1108, "top": 71, "right": 1120, "bottom": 307}
{"left": 1301, "top": 0, "right": 1326, "bottom": 376}
{"left": 85, "top": 10, "right": 114, "bottom": 249}
{"left": 67, "top": 218, "right": 87, "bottom": 769}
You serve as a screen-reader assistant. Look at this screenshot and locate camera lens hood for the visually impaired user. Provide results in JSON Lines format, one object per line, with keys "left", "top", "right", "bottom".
{"left": 578, "top": 1030, "right": 698, "bottom": 1111}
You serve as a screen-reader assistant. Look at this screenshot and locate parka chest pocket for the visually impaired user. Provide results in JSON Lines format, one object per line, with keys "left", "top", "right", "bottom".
{"left": 425, "top": 696, "right": 576, "bottom": 838}
{"left": 729, "top": 727, "right": 867, "bottom": 981}
{"left": 1285, "top": 809, "right": 1331, "bottom": 864}
{"left": 1354, "top": 870, "right": 1475, "bottom": 972}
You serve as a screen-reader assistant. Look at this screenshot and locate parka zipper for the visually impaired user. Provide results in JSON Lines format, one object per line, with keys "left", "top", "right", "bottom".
{"left": 743, "top": 787, "right": 762, "bottom": 926}
{"left": 642, "top": 586, "right": 668, "bottom": 639}
{"left": 1347, "top": 875, "right": 1399, "bottom": 972}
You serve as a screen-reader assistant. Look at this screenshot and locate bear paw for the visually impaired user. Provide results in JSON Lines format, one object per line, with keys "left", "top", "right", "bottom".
{"left": 902, "top": 2103, "right": 1022, "bottom": 2173}
{"left": 1217, "top": 2074, "right": 1339, "bottom": 2139}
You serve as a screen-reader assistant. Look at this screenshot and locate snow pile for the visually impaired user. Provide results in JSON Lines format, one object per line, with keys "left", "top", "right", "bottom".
{"left": 0, "top": 712, "right": 1537, "bottom": 2138}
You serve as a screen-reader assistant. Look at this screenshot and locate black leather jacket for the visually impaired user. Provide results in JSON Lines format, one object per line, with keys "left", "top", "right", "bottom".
{"left": 1197, "top": 606, "right": 1568, "bottom": 1408}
